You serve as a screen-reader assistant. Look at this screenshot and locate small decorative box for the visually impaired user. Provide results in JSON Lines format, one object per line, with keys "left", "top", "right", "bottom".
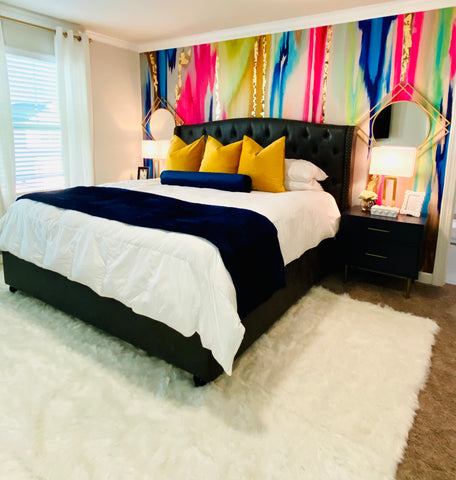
{"left": 370, "top": 205, "right": 400, "bottom": 218}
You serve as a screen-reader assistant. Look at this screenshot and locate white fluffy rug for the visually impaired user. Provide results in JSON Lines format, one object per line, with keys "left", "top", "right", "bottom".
{"left": 0, "top": 273, "right": 438, "bottom": 480}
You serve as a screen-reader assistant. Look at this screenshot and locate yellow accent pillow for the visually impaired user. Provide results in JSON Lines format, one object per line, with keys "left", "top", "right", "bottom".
{"left": 165, "top": 135, "right": 205, "bottom": 171}
{"left": 238, "top": 136, "right": 286, "bottom": 193}
{"left": 199, "top": 136, "right": 243, "bottom": 174}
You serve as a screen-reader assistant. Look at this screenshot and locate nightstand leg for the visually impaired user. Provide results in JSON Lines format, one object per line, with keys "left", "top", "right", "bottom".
{"left": 405, "top": 278, "right": 411, "bottom": 298}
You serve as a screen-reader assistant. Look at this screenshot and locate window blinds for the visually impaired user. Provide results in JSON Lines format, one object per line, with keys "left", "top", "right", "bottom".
{"left": 6, "top": 52, "right": 64, "bottom": 193}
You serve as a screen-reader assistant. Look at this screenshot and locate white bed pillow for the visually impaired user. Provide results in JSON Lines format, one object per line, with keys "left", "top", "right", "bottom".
{"left": 284, "top": 179, "right": 324, "bottom": 191}
{"left": 285, "top": 158, "right": 328, "bottom": 182}
{"left": 284, "top": 159, "right": 327, "bottom": 191}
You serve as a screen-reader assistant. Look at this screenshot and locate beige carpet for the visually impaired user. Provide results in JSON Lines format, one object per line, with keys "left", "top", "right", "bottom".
{"left": 322, "top": 270, "right": 456, "bottom": 480}
{"left": 0, "top": 266, "right": 440, "bottom": 480}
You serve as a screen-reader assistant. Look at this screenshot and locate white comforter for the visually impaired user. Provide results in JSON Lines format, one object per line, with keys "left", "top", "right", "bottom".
{"left": 0, "top": 179, "right": 341, "bottom": 374}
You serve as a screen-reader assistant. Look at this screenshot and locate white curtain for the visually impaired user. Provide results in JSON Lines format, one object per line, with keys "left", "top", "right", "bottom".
{"left": 0, "top": 21, "right": 16, "bottom": 217}
{"left": 55, "top": 27, "right": 94, "bottom": 187}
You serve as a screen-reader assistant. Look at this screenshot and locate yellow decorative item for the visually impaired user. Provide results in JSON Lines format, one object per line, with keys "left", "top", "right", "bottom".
{"left": 359, "top": 189, "right": 378, "bottom": 212}
{"left": 199, "top": 136, "right": 243, "bottom": 174}
{"left": 238, "top": 136, "right": 286, "bottom": 192}
{"left": 359, "top": 190, "right": 378, "bottom": 202}
{"left": 165, "top": 135, "right": 205, "bottom": 171}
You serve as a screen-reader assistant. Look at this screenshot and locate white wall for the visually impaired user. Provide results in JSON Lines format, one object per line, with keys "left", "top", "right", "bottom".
{"left": 90, "top": 41, "right": 142, "bottom": 185}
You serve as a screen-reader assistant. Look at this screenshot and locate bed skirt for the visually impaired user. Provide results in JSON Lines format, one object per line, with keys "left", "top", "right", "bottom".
{"left": 2, "top": 238, "right": 337, "bottom": 383}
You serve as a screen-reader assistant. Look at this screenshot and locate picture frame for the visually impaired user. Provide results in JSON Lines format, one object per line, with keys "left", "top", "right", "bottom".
{"left": 137, "top": 166, "right": 150, "bottom": 180}
{"left": 400, "top": 190, "right": 425, "bottom": 217}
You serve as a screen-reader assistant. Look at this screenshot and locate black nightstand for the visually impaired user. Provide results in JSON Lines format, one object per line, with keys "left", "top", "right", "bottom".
{"left": 339, "top": 206, "right": 426, "bottom": 297}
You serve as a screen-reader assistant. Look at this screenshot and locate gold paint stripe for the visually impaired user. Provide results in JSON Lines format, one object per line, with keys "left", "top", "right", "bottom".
{"left": 322, "top": 25, "right": 332, "bottom": 123}
{"left": 251, "top": 38, "right": 259, "bottom": 117}
{"left": 401, "top": 13, "right": 413, "bottom": 83}
{"left": 261, "top": 35, "right": 267, "bottom": 118}
{"left": 149, "top": 52, "right": 158, "bottom": 98}
{"left": 175, "top": 48, "right": 191, "bottom": 104}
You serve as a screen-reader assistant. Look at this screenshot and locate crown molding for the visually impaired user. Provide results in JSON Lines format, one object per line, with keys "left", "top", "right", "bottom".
{"left": 2, "top": 0, "right": 454, "bottom": 53}
{"left": 138, "top": 0, "right": 456, "bottom": 52}
{"left": 85, "top": 30, "right": 139, "bottom": 52}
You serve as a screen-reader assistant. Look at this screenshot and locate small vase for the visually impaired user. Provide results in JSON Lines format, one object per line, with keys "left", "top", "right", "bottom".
{"left": 361, "top": 199, "right": 375, "bottom": 213}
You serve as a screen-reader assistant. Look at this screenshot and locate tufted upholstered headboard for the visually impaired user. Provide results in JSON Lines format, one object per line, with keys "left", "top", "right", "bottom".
{"left": 175, "top": 117, "right": 355, "bottom": 211}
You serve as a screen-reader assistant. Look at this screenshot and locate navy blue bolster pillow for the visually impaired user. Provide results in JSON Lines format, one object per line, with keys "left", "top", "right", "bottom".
{"left": 160, "top": 171, "right": 252, "bottom": 193}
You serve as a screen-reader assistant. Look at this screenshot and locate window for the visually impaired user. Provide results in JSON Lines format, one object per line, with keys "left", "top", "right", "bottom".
{"left": 5, "top": 51, "right": 64, "bottom": 193}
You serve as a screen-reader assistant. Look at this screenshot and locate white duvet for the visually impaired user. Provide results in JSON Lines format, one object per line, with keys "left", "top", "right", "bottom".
{"left": 0, "top": 179, "right": 341, "bottom": 374}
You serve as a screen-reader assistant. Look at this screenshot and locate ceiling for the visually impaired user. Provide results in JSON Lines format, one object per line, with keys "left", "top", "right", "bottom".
{"left": 0, "top": 0, "right": 452, "bottom": 51}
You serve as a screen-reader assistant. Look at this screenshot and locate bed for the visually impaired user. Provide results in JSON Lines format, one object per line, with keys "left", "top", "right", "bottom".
{"left": 0, "top": 117, "right": 355, "bottom": 385}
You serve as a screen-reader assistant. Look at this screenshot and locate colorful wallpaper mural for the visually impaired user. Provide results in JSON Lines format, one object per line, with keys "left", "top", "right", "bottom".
{"left": 141, "top": 7, "right": 456, "bottom": 273}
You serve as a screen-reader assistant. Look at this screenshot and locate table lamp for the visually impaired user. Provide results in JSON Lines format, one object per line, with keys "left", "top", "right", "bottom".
{"left": 142, "top": 140, "right": 170, "bottom": 178}
{"left": 369, "top": 146, "right": 416, "bottom": 206}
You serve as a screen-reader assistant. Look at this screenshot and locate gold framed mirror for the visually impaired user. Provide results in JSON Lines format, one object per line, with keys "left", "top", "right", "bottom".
{"left": 142, "top": 97, "right": 184, "bottom": 140}
{"left": 357, "top": 83, "right": 450, "bottom": 157}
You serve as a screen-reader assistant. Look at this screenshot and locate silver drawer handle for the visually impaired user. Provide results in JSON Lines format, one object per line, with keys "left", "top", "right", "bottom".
{"left": 368, "top": 227, "right": 390, "bottom": 233}
{"left": 365, "top": 253, "right": 388, "bottom": 259}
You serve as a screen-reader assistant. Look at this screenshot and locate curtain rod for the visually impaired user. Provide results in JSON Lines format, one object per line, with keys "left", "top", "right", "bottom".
{"left": 0, "top": 15, "right": 91, "bottom": 42}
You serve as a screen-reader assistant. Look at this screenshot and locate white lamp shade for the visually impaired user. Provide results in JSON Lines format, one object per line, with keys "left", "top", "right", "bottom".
{"left": 369, "top": 146, "right": 417, "bottom": 178}
{"left": 142, "top": 140, "right": 170, "bottom": 159}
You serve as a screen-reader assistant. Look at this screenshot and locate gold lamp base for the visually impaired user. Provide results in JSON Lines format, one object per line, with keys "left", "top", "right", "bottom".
{"left": 381, "top": 176, "right": 397, "bottom": 207}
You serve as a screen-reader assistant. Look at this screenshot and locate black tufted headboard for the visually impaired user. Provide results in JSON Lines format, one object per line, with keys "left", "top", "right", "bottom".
{"left": 174, "top": 117, "right": 355, "bottom": 211}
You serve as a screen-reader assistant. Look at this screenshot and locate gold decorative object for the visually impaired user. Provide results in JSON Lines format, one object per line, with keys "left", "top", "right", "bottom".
{"left": 360, "top": 199, "right": 376, "bottom": 213}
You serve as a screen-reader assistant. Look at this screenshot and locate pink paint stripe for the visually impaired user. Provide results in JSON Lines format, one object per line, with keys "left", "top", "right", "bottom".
{"left": 312, "top": 27, "right": 328, "bottom": 123}
{"left": 194, "top": 44, "right": 216, "bottom": 122}
{"left": 405, "top": 12, "right": 424, "bottom": 85}
{"left": 176, "top": 44, "right": 216, "bottom": 124}
{"left": 302, "top": 29, "right": 315, "bottom": 121}
{"left": 450, "top": 21, "right": 456, "bottom": 80}
{"left": 376, "top": 175, "right": 384, "bottom": 206}
{"left": 176, "top": 75, "right": 196, "bottom": 123}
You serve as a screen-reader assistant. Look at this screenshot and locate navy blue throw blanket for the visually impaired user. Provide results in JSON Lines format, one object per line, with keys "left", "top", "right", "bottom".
{"left": 20, "top": 187, "right": 285, "bottom": 317}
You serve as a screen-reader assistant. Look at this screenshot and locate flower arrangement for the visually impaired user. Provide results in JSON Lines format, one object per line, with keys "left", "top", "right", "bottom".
{"left": 359, "top": 190, "right": 378, "bottom": 202}
{"left": 359, "top": 190, "right": 378, "bottom": 212}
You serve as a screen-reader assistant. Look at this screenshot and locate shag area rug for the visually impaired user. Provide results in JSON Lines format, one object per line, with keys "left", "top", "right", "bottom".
{"left": 0, "top": 273, "right": 438, "bottom": 480}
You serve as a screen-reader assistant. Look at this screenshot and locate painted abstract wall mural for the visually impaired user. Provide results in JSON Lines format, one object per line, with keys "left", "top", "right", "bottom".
{"left": 141, "top": 7, "right": 455, "bottom": 273}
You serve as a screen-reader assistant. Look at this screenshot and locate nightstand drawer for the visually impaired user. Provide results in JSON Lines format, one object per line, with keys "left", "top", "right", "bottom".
{"left": 342, "top": 215, "right": 423, "bottom": 247}
{"left": 347, "top": 243, "right": 421, "bottom": 278}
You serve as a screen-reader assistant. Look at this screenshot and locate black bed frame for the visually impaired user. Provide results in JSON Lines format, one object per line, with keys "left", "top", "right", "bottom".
{"left": 2, "top": 117, "right": 355, "bottom": 385}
